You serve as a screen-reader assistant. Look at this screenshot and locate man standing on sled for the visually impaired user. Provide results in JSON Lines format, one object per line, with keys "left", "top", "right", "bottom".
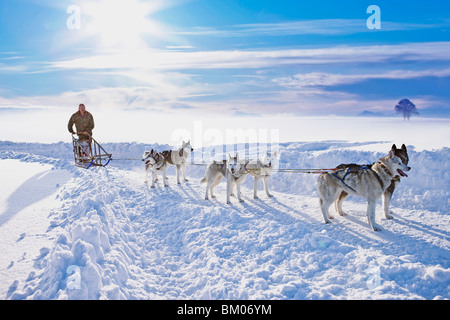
{"left": 68, "top": 104, "right": 95, "bottom": 158}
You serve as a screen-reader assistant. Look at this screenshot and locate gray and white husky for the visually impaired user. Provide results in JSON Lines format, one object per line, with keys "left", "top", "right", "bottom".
{"left": 246, "top": 151, "right": 279, "bottom": 199}
{"left": 317, "top": 148, "right": 411, "bottom": 231}
{"left": 335, "top": 144, "right": 409, "bottom": 220}
{"left": 142, "top": 149, "right": 168, "bottom": 188}
{"left": 201, "top": 153, "right": 248, "bottom": 204}
{"left": 161, "top": 140, "right": 193, "bottom": 185}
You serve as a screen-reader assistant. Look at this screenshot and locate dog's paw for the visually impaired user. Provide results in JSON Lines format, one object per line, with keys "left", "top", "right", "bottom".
{"left": 211, "top": 195, "right": 216, "bottom": 199}
{"left": 253, "top": 195, "right": 259, "bottom": 200}
{"left": 151, "top": 185, "right": 156, "bottom": 189}
{"left": 267, "top": 193, "right": 274, "bottom": 198}
{"left": 164, "top": 184, "right": 169, "bottom": 188}
{"left": 239, "top": 199, "right": 245, "bottom": 203}
{"left": 338, "top": 211, "right": 347, "bottom": 216}
{"left": 372, "top": 224, "right": 382, "bottom": 232}
{"left": 385, "top": 210, "right": 395, "bottom": 219}
{"left": 324, "top": 219, "right": 332, "bottom": 224}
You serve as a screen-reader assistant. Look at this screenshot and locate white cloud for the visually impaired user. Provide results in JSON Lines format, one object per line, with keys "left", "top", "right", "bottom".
{"left": 48, "top": 42, "right": 450, "bottom": 72}
{"left": 3, "top": 37, "right": 450, "bottom": 117}
{"left": 175, "top": 19, "right": 450, "bottom": 37}
{"left": 0, "top": 64, "right": 27, "bottom": 73}
{"left": 274, "top": 68, "right": 450, "bottom": 89}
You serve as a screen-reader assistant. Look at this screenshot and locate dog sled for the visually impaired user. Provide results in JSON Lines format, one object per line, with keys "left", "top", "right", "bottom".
{"left": 71, "top": 132, "right": 112, "bottom": 168}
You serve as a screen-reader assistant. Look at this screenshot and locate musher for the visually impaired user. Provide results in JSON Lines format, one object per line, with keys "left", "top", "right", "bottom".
{"left": 68, "top": 104, "right": 95, "bottom": 158}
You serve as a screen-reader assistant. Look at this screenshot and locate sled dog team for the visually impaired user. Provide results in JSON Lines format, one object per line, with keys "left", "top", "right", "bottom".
{"left": 143, "top": 143, "right": 410, "bottom": 231}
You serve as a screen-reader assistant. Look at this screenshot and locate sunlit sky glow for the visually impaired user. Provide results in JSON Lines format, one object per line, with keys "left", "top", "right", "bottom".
{"left": 0, "top": 0, "right": 450, "bottom": 119}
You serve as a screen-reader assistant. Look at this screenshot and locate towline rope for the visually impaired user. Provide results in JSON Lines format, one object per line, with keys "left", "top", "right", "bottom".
{"left": 109, "top": 158, "right": 337, "bottom": 174}
{"left": 110, "top": 158, "right": 142, "bottom": 161}
{"left": 275, "top": 168, "right": 339, "bottom": 174}
{"left": 189, "top": 162, "right": 338, "bottom": 174}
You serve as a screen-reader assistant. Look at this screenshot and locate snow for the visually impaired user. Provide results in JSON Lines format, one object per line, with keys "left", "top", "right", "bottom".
{"left": 0, "top": 159, "right": 73, "bottom": 298}
{"left": 0, "top": 139, "right": 449, "bottom": 300}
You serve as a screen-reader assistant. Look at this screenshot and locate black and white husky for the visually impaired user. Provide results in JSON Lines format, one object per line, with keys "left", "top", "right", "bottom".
{"left": 317, "top": 147, "right": 411, "bottom": 231}
{"left": 142, "top": 149, "right": 168, "bottom": 188}
{"left": 161, "top": 140, "right": 193, "bottom": 185}
{"left": 201, "top": 153, "right": 248, "bottom": 204}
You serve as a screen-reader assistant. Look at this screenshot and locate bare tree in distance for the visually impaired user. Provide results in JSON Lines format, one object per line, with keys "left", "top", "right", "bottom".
{"left": 395, "top": 99, "right": 419, "bottom": 120}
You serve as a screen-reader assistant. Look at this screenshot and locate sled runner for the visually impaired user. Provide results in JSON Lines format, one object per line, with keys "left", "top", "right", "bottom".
{"left": 72, "top": 133, "right": 112, "bottom": 168}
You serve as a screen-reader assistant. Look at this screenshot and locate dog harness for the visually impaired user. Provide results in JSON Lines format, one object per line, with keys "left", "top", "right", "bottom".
{"left": 162, "top": 149, "right": 186, "bottom": 165}
{"left": 155, "top": 157, "right": 165, "bottom": 170}
{"left": 331, "top": 164, "right": 385, "bottom": 192}
{"left": 242, "top": 160, "right": 271, "bottom": 175}
{"left": 231, "top": 160, "right": 250, "bottom": 179}
{"left": 145, "top": 153, "right": 165, "bottom": 170}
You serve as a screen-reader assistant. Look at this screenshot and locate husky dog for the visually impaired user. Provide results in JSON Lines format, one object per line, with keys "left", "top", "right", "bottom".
{"left": 317, "top": 148, "right": 411, "bottom": 231}
{"left": 201, "top": 154, "right": 248, "bottom": 204}
{"left": 246, "top": 151, "right": 279, "bottom": 199}
{"left": 335, "top": 144, "right": 409, "bottom": 220}
{"left": 161, "top": 140, "right": 193, "bottom": 185}
{"left": 142, "top": 149, "right": 168, "bottom": 188}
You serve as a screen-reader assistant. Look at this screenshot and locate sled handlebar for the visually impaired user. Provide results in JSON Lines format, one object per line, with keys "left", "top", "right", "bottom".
{"left": 72, "top": 132, "right": 91, "bottom": 138}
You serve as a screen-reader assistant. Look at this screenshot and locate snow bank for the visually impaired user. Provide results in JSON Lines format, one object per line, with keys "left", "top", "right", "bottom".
{"left": 7, "top": 167, "right": 132, "bottom": 300}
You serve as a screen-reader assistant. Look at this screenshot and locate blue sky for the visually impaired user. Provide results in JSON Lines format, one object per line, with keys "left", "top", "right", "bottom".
{"left": 1, "top": 0, "right": 450, "bottom": 117}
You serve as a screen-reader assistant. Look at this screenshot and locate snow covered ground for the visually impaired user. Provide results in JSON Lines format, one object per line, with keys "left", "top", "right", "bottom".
{"left": 0, "top": 139, "right": 449, "bottom": 300}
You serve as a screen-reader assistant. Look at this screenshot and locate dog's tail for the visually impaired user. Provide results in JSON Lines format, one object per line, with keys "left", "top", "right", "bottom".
{"left": 200, "top": 177, "right": 207, "bottom": 184}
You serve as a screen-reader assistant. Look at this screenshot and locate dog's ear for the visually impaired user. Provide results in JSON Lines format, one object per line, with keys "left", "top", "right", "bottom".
{"left": 401, "top": 144, "right": 407, "bottom": 152}
{"left": 236, "top": 153, "right": 239, "bottom": 161}
{"left": 391, "top": 144, "right": 397, "bottom": 151}
{"left": 388, "top": 150, "right": 395, "bottom": 159}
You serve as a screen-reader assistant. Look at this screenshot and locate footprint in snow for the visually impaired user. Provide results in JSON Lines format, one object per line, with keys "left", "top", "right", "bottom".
{"left": 17, "top": 233, "right": 26, "bottom": 242}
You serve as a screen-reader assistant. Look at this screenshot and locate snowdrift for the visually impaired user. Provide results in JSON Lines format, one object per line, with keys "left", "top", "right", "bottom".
{"left": 0, "top": 140, "right": 449, "bottom": 300}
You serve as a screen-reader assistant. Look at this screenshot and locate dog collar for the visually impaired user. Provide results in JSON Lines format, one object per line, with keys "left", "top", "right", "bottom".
{"left": 231, "top": 170, "right": 243, "bottom": 178}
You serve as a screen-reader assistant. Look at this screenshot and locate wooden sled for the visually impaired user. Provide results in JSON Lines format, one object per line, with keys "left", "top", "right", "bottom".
{"left": 72, "top": 133, "right": 112, "bottom": 168}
